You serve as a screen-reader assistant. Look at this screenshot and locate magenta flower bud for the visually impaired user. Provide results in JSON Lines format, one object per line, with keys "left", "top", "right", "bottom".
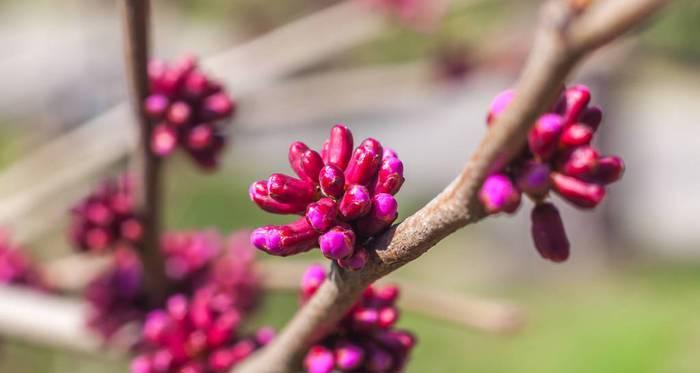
{"left": 187, "top": 124, "right": 214, "bottom": 150}
{"left": 208, "top": 349, "right": 236, "bottom": 372}
{"left": 557, "top": 85, "right": 590, "bottom": 125}
{"left": 304, "top": 346, "right": 335, "bottom": 373}
{"left": 207, "top": 311, "right": 240, "bottom": 348}
{"left": 528, "top": 114, "right": 565, "bottom": 160}
{"left": 255, "top": 327, "right": 276, "bottom": 346}
{"left": 167, "top": 294, "right": 189, "bottom": 322}
{"left": 86, "top": 228, "right": 111, "bottom": 250}
{"left": 267, "top": 173, "right": 317, "bottom": 204}
{"left": 345, "top": 138, "right": 383, "bottom": 186}
{"left": 249, "top": 180, "right": 306, "bottom": 215}
{"left": 356, "top": 193, "right": 398, "bottom": 237}
{"left": 560, "top": 146, "right": 599, "bottom": 178}
{"left": 288, "top": 142, "right": 324, "bottom": 183}
{"left": 301, "top": 264, "right": 326, "bottom": 301}
{"left": 479, "top": 174, "right": 521, "bottom": 214}
{"left": 335, "top": 342, "right": 365, "bottom": 370}
{"left": 305, "top": 198, "right": 338, "bottom": 232}
{"left": 580, "top": 105, "right": 602, "bottom": 131}
{"left": 339, "top": 185, "right": 372, "bottom": 220}
{"left": 86, "top": 202, "right": 113, "bottom": 225}
{"left": 486, "top": 89, "right": 514, "bottom": 126}
{"left": 182, "top": 71, "right": 209, "bottom": 100}
{"left": 326, "top": 124, "right": 354, "bottom": 170}
{"left": 378, "top": 306, "right": 399, "bottom": 329}
{"left": 120, "top": 218, "right": 143, "bottom": 242}
{"left": 374, "top": 285, "right": 399, "bottom": 306}
{"left": 167, "top": 101, "right": 192, "bottom": 127}
{"left": 201, "top": 93, "right": 236, "bottom": 121}
{"left": 130, "top": 356, "right": 152, "bottom": 373}
{"left": 151, "top": 124, "right": 178, "bottom": 156}
{"left": 373, "top": 152, "right": 404, "bottom": 195}
{"left": 337, "top": 247, "right": 369, "bottom": 271}
{"left": 352, "top": 307, "right": 379, "bottom": 330}
{"left": 367, "top": 347, "right": 394, "bottom": 372}
{"left": 179, "top": 362, "right": 205, "bottom": 373}
{"left": 143, "top": 310, "right": 169, "bottom": 343}
{"left": 515, "top": 161, "right": 551, "bottom": 198}
{"left": 319, "top": 226, "right": 355, "bottom": 260}
{"left": 144, "top": 94, "right": 169, "bottom": 119}
{"left": 231, "top": 339, "right": 256, "bottom": 361}
{"left": 318, "top": 165, "right": 345, "bottom": 199}
{"left": 559, "top": 123, "right": 594, "bottom": 148}
{"left": 252, "top": 218, "right": 320, "bottom": 256}
{"left": 591, "top": 155, "right": 625, "bottom": 184}
{"left": 551, "top": 172, "right": 606, "bottom": 209}
{"left": 531, "top": 202, "right": 570, "bottom": 262}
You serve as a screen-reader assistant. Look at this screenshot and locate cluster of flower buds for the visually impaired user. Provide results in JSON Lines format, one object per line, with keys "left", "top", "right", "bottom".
{"left": 130, "top": 288, "right": 274, "bottom": 373}
{"left": 250, "top": 125, "right": 404, "bottom": 271}
{"left": 147, "top": 55, "right": 235, "bottom": 169}
{"left": 481, "top": 85, "right": 625, "bottom": 262}
{"left": 69, "top": 174, "right": 143, "bottom": 253}
{"left": 0, "top": 231, "right": 52, "bottom": 291}
{"left": 301, "top": 265, "right": 416, "bottom": 373}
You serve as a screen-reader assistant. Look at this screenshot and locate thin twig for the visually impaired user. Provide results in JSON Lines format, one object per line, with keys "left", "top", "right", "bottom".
{"left": 118, "top": 0, "right": 169, "bottom": 304}
{"left": 235, "top": 1, "right": 671, "bottom": 371}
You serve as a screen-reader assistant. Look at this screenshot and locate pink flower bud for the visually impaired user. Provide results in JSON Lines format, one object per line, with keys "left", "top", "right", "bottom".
{"left": 318, "top": 165, "right": 345, "bottom": 199}
{"left": 373, "top": 151, "right": 404, "bottom": 195}
{"left": 339, "top": 185, "right": 372, "bottom": 220}
{"left": 151, "top": 124, "right": 178, "bottom": 156}
{"left": 557, "top": 85, "right": 590, "bottom": 125}
{"left": 337, "top": 247, "right": 369, "bottom": 271}
{"left": 249, "top": 181, "right": 306, "bottom": 214}
{"left": 167, "top": 294, "right": 189, "bottom": 322}
{"left": 231, "top": 339, "right": 256, "bottom": 361}
{"left": 531, "top": 202, "right": 570, "bottom": 262}
{"left": 86, "top": 228, "right": 111, "bottom": 250}
{"left": 528, "top": 114, "right": 565, "bottom": 160}
{"left": 143, "top": 310, "right": 169, "bottom": 343}
{"left": 560, "top": 146, "right": 599, "bottom": 178}
{"left": 255, "top": 327, "right": 276, "bottom": 346}
{"left": 345, "top": 138, "right": 383, "bottom": 185}
{"left": 207, "top": 311, "right": 240, "bottom": 348}
{"left": 201, "top": 93, "right": 236, "bottom": 121}
{"left": 208, "top": 348, "right": 236, "bottom": 372}
{"left": 374, "top": 285, "right": 399, "bottom": 306}
{"left": 120, "top": 218, "right": 143, "bottom": 242}
{"left": 551, "top": 172, "right": 606, "bottom": 209}
{"left": 591, "top": 155, "right": 625, "bottom": 184}
{"left": 335, "top": 342, "right": 365, "bottom": 370}
{"left": 479, "top": 174, "right": 521, "bottom": 214}
{"left": 167, "top": 101, "right": 192, "bottom": 127}
{"left": 580, "top": 105, "right": 602, "bottom": 131}
{"left": 288, "top": 142, "right": 324, "bottom": 183}
{"left": 187, "top": 124, "right": 214, "bottom": 150}
{"left": 130, "top": 356, "right": 152, "bottom": 373}
{"left": 352, "top": 308, "right": 379, "bottom": 330}
{"left": 326, "top": 124, "right": 354, "bottom": 170}
{"left": 301, "top": 264, "right": 326, "bottom": 301}
{"left": 319, "top": 226, "right": 355, "bottom": 260}
{"left": 86, "top": 202, "right": 113, "bottom": 225}
{"left": 267, "top": 173, "right": 317, "bottom": 204}
{"left": 304, "top": 346, "right": 335, "bottom": 373}
{"left": 367, "top": 347, "right": 394, "bottom": 372}
{"left": 559, "top": 123, "right": 594, "bottom": 148}
{"left": 515, "top": 161, "right": 551, "bottom": 198}
{"left": 182, "top": 71, "right": 209, "bottom": 100}
{"left": 378, "top": 307, "right": 399, "bottom": 329}
{"left": 486, "top": 89, "right": 514, "bottom": 126}
{"left": 144, "top": 94, "right": 169, "bottom": 119}
{"left": 356, "top": 193, "right": 398, "bottom": 237}
{"left": 250, "top": 218, "right": 319, "bottom": 256}
{"left": 305, "top": 198, "right": 338, "bottom": 232}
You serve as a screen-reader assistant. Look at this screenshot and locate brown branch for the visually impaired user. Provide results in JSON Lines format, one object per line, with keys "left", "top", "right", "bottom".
{"left": 118, "top": 0, "right": 169, "bottom": 304}
{"left": 235, "top": 0, "right": 671, "bottom": 371}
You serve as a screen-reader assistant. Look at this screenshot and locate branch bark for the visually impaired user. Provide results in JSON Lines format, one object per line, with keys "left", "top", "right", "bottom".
{"left": 118, "top": 0, "right": 169, "bottom": 304}
{"left": 235, "top": 0, "right": 671, "bottom": 372}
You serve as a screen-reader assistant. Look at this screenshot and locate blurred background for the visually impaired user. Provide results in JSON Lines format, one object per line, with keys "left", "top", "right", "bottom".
{"left": 1, "top": 0, "right": 699, "bottom": 372}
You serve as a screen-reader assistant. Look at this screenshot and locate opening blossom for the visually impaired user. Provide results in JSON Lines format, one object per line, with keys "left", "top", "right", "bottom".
{"left": 301, "top": 265, "right": 416, "bottom": 373}
{"left": 250, "top": 125, "right": 404, "bottom": 271}
{"left": 147, "top": 55, "right": 235, "bottom": 169}
{"left": 481, "top": 85, "right": 625, "bottom": 262}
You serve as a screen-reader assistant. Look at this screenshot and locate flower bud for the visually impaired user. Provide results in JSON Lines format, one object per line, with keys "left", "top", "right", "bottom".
{"left": 352, "top": 308, "right": 379, "bottom": 330}
{"left": 486, "top": 89, "right": 514, "bottom": 126}
{"left": 326, "top": 124, "right": 354, "bottom": 170}
{"left": 267, "top": 173, "right": 316, "bottom": 204}
{"left": 304, "top": 346, "right": 335, "bottom": 373}
{"left": 130, "top": 356, "right": 152, "bottom": 373}
{"left": 557, "top": 85, "right": 590, "bottom": 125}
{"left": 143, "top": 310, "right": 169, "bottom": 343}
{"left": 305, "top": 198, "right": 338, "bottom": 233}
{"left": 560, "top": 146, "right": 599, "bottom": 178}
{"left": 319, "top": 226, "right": 355, "bottom": 260}
{"left": 528, "top": 114, "right": 565, "bottom": 160}
{"left": 591, "top": 155, "right": 625, "bottom": 184}
{"left": 580, "top": 105, "right": 602, "bottom": 131}
{"left": 201, "top": 93, "right": 235, "bottom": 121}
{"left": 337, "top": 247, "right": 369, "bottom": 271}
{"left": 182, "top": 71, "right": 209, "bottom": 100}
{"left": 479, "top": 174, "right": 521, "bottom": 214}
{"left": 151, "top": 124, "right": 178, "bottom": 156}
{"left": 551, "top": 172, "right": 605, "bottom": 209}
{"left": 373, "top": 151, "right": 404, "bottom": 195}
{"left": 559, "top": 123, "right": 594, "bottom": 148}
{"left": 120, "top": 218, "right": 143, "bottom": 242}
{"left": 335, "top": 342, "right": 365, "bottom": 370}
{"left": 187, "top": 124, "right": 214, "bottom": 151}
{"left": 339, "top": 185, "right": 372, "bottom": 220}
{"left": 378, "top": 306, "right": 399, "bottom": 329}
{"left": 144, "top": 94, "right": 169, "bottom": 119}
{"left": 515, "top": 161, "right": 551, "bottom": 198}
{"left": 255, "top": 327, "right": 276, "bottom": 346}
{"left": 289, "top": 142, "right": 324, "bottom": 183}
{"left": 208, "top": 349, "right": 236, "bottom": 372}
{"left": 374, "top": 285, "right": 400, "bottom": 306}
{"left": 301, "top": 264, "right": 327, "bottom": 301}
{"left": 345, "top": 138, "right": 383, "bottom": 185}
{"left": 318, "top": 165, "right": 345, "bottom": 199}
{"left": 356, "top": 193, "right": 398, "bottom": 237}
{"left": 531, "top": 202, "right": 570, "bottom": 262}
{"left": 367, "top": 346, "right": 394, "bottom": 372}
{"left": 248, "top": 181, "right": 306, "bottom": 215}
{"left": 167, "top": 101, "right": 192, "bottom": 127}
{"left": 251, "top": 218, "right": 319, "bottom": 256}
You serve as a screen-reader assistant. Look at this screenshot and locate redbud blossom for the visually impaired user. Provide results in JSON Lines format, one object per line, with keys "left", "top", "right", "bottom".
{"left": 531, "top": 203, "right": 570, "bottom": 262}
{"left": 479, "top": 174, "right": 521, "bottom": 214}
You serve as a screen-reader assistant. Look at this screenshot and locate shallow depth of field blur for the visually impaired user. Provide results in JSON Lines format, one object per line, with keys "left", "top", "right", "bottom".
{"left": 1, "top": 0, "right": 700, "bottom": 372}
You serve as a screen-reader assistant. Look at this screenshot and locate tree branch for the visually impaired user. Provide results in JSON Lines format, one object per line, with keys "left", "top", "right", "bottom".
{"left": 118, "top": 0, "right": 169, "bottom": 304}
{"left": 235, "top": 0, "right": 671, "bottom": 371}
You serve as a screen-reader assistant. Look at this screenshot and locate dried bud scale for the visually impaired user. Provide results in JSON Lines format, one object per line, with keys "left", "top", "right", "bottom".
{"left": 250, "top": 125, "right": 404, "bottom": 270}
{"left": 480, "top": 85, "right": 625, "bottom": 262}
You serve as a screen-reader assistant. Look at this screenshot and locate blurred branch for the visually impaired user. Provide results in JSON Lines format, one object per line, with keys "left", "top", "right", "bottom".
{"left": 235, "top": 1, "right": 671, "bottom": 372}
{"left": 119, "top": 0, "right": 169, "bottom": 304}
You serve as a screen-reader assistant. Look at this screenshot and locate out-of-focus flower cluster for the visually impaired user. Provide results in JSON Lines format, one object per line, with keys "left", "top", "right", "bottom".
{"left": 147, "top": 55, "right": 235, "bottom": 169}
{"left": 130, "top": 290, "right": 274, "bottom": 373}
{"left": 250, "top": 125, "right": 404, "bottom": 271}
{"left": 481, "top": 85, "right": 625, "bottom": 262}
{"left": 301, "top": 265, "right": 415, "bottom": 373}
{"left": 69, "top": 174, "right": 143, "bottom": 254}
{"left": 0, "top": 231, "right": 52, "bottom": 291}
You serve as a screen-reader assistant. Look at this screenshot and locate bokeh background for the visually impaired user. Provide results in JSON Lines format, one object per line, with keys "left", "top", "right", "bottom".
{"left": 1, "top": 0, "right": 699, "bottom": 372}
